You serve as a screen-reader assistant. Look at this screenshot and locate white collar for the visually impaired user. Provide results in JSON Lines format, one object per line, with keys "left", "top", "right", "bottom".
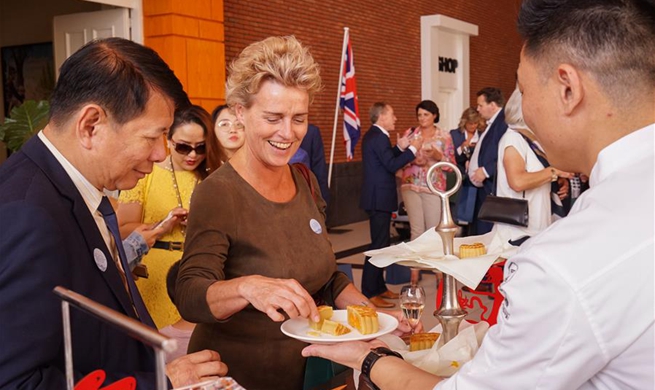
{"left": 373, "top": 124, "right": 390, "bottom": 138}
{"left": 37, "top": 131, "right": 104, "bottom": 215}
{"left": 589, "top": 123, "right": 654, "bottom": 187}
{"left": 486, "top": 108, "right": 501, "bottom": 126}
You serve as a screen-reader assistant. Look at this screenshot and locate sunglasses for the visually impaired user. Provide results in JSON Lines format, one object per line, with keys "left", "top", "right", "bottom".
{"left": 171, "top": 140, "right": 206, "bottom": 155}
{"left": 216, "top": 119, "right": 245, "bottom": 133}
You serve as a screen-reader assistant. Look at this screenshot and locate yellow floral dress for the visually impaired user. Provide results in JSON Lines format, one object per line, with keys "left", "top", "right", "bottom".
{"left": 118, "top": 164, "right": 199, "bottom": 329}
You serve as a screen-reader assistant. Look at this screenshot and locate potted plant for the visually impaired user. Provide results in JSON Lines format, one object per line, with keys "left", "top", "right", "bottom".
{"left": 0, "top": 100, "right": 50, "bottom": 152}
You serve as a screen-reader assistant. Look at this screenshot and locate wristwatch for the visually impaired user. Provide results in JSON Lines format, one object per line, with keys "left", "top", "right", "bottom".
{"left": 361, "top": 347, "right": 404, "bottom": 390}
{"left": 550, "top": 168, "right": 558, "bottom": 182}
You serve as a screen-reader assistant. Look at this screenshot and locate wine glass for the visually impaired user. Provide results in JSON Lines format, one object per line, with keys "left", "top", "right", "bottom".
{"left": 400, "top": 284, "right": 426, "bottom": 334}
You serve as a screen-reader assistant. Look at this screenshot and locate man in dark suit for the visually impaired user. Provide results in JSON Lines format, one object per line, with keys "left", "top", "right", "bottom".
{"left": 0, "top": 38, "right": 226, "bottom": 389}
{"left": 468, "top": 87, "right": 509, "bottom": 235}
{"left": 359, "top": 102, "right": 421, "bottom": 307}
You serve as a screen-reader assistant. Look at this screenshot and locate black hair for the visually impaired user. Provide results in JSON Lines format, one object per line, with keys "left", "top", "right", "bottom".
{"left": 517, "top": 0, "right": 655, "bottom": 100}
{"left": 211, "top": 104, "right": 230, "bottom": 124}
{"left": 415, "top": 100, "right": 440, "bottom": 123}
{"left": 50, "top": 37, "right": 190, "bottom": 126}
{"left": 168, "top": 105, "right": 225, "bottom": 179}
{"left": 476, "top": 87, "right": 505, "bottom": 107}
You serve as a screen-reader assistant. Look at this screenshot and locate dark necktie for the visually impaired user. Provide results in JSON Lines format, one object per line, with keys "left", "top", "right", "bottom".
{"left": 98, "top": 196, "right": 155, "bottom": 328}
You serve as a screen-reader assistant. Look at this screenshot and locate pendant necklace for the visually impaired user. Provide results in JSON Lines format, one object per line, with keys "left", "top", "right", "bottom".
{"left": 169, "top": 155, "right": 199, "bottom": 236}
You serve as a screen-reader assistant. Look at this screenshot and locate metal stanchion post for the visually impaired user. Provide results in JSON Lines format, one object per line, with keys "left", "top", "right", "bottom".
{"left": 54, "top": 286, "right": 177, "bottom": 390}
{"left": 426, "top": 162, "right": 468, "bottom": 343}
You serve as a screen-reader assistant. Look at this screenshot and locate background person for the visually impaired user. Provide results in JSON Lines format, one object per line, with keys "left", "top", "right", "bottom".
{"left": 176, "top": 36, "right": 411, "bottom": 390}
{"left": 399, "top": 100, "right": 455, "bottom": 283}
{"left": 468, "top": 87, "right": 508, "bottom": 235}
{"left": 302, "top": 0, "right": 655, "bottom": 388}
{"left": 450, "top": 107, "right": 485, "bottom": 233}
{"left": 450, "top": 107, "right": 484, "bottom": 175}
{"left": 212, "top": 104, "right": 245, "bottom": 160}
{"left": 117, "top": 104, "right": 224, "bottom": 329}
{"left": 496, "top": 87, "right": 572, "bottom": 238}
{"left": 0, "top": 37, "right": 226, "bottom": 389}
{"left": 399, "top": 100, "right": 455, "bottom": 241}
{"left": 360, "top": 102, "right": 421, "bottom": 308}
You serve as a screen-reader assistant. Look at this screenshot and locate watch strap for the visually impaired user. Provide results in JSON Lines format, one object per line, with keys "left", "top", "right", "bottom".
{"left": 361, "top": 347, "right": 404, "bottom": 390}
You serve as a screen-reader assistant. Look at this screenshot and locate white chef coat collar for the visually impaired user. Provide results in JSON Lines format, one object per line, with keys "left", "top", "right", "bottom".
{"left": 589, "top": 123, "right": 654, "bottom": 188}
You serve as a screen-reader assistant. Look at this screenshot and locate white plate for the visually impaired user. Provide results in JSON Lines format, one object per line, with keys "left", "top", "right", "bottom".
{"left": 281, "top": 310, "right": 398, "bottom": 344}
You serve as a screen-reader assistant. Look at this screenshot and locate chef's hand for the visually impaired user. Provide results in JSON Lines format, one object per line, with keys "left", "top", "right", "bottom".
{"left": 302, "top": 339, "right": 388, "bottom": 371}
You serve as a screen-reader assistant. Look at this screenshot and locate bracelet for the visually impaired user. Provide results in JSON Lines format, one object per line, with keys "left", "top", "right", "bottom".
{"left": 550, "top": 168, "right": 558, "bottom": 182}
{"left": 361, "top": 347, "right": 404, "bottom": 390}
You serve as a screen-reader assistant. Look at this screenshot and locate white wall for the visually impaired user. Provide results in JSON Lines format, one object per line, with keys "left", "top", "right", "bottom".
{"left": 0, "top": 0, "right": 102, "bottom": 162}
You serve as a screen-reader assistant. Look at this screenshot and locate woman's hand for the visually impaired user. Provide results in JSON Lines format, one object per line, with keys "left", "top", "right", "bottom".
{"left": 557, "top": 177, "right": 570, "bottom": 200}
{"left": 239, "top": 275, "right": 320, "bottom": 322}
{"left": 377, "top": 309, "right": 424, "bottom": 336}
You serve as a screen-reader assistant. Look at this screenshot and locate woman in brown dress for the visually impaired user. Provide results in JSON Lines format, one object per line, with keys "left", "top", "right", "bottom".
{"left": 176, "top": 36, "right": 410, "bottom": 390}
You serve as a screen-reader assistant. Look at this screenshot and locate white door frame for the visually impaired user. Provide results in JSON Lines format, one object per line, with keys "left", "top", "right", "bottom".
{"left": 420, "top": 15, "right": 478, "bottom": 130}
{"left": 80, "top": 0, "right": 143, "bottom": 43}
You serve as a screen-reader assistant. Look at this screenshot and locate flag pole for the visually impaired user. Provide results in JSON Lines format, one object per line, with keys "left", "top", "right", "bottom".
{"left": 328, "top": 27, "right": 349, "bottom": 188}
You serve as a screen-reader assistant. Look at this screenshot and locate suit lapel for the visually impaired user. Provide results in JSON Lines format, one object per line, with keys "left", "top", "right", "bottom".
{"left": 21, "top": 137, "right": 140, "bottom": 321}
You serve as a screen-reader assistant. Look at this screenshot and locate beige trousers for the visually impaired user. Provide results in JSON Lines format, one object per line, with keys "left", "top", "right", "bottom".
{"left": 401, "top": 189, "right": 442, "bottom": 240}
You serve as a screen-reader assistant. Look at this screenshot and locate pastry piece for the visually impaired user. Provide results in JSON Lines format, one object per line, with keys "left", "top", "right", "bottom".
{"left": 459, "top": 243, "right": 487, "bottom": 258}
{"left": 309, "top": 305, "right": 334, "bottom": 330}
{"left": 409, "top": 332, "right": 440, "bottom": 351}
{"left": 347, "top": 305, "right": 379, "bottom": 335}
{"left": 320, "top": 319, "right": 351, "bottom": 336}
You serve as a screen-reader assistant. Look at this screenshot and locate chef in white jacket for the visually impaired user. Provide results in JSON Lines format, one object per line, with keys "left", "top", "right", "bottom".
{"left": 301, "top": 0, "right": 655, "bottom": 389}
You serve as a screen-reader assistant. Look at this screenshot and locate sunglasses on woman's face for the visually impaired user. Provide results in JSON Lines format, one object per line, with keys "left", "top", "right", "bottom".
{"left": 171, "top": 140, "right": 206, "bottom": 155}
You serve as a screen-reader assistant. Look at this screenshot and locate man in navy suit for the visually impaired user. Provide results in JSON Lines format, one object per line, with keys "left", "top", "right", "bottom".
{"left": 0, "top": 38, "right": 226, "bottom": 389}
{"left": 468, "top": 88, "right": 508, "bottom": 235}
{"left": 359, "top": 103, "right": 420, "bottom": 308}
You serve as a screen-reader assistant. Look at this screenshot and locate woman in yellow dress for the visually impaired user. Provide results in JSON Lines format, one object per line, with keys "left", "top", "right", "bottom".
{"left": 117, "top": 105, "right": 224, "bottom": 328}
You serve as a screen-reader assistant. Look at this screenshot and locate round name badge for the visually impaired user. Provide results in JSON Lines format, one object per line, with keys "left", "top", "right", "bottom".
{"left": 93, "top": 248, "right": 108, "bottom": 272}
{"left": 309, "top": 219, "right": 322, "bottom": 234}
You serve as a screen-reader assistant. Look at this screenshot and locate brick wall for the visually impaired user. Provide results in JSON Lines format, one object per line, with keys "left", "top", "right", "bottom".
{"left": 224, "top": 0, "right": 523, "bottom": 164}
{"left": 143, "top": 0, "right": 226, "bottom": 113}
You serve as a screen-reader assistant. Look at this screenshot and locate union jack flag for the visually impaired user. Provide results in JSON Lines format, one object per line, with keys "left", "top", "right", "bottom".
{"left": 340, "top": 36, "right": 360, "bottom": 160}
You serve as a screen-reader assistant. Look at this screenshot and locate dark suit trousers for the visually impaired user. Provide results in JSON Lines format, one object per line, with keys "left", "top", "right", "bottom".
{"left": 471, "top": 184, "right": 494, "bottom": 235}
{"left": 362, "top": 210, "right": 391, "bottom": 298}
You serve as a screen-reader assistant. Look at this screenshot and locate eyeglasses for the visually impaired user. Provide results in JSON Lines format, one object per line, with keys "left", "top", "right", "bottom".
{"left": 216, "top": 119, "right": 245, "bottom": 133}
{"left": 171, "top": 141, "right": 206, "bottom": 155}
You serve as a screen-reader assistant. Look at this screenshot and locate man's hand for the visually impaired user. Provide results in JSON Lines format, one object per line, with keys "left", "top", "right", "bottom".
{"left": 166, "top": 350, "right": 228, "bottom": 388}
{"left": 397, "top": 134, "right": 411, "bottom": 150}
{"left": 469, "top": 167, "right": 487, "bottom": 186}
{"left": 302, "top": 339, "right": 388, "bottom": 371}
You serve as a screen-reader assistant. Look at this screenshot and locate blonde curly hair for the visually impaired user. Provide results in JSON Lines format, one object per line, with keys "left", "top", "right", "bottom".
{"left": 226, "top": 36, "right": 322, "bottom": 108}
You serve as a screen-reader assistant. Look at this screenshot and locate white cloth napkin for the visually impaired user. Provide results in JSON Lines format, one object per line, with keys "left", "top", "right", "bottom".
{"left": 365, "top": 228, "right": 519, "bottom": 289}
{"left": 379, "top": 321, "right": 489, "bottom": 377}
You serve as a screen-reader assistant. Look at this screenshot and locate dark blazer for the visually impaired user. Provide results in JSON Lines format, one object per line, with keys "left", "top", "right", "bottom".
{"left": 450, "top": 128, "right": 468, "bottom": 173}
{"left": 0, "top": 136, "right": 159, "bottom": 389}
{"left": 476, "top": 109, "right": 508, "bottom": 194}
{"left": 359, "top": 125, "right": 415, "bottom": 212}
{"left": 300, "top": 124, "right": 330, "bottom": 204}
